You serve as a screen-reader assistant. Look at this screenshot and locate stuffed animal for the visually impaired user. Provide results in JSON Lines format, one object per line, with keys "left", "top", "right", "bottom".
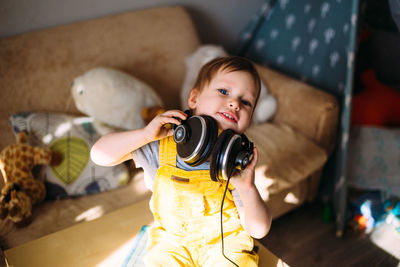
{"left": 0, "top": 131, "right": 60, "bottom": 227}
{"left": 352, "top": 69, "right": 400, "bottom": 127}
{"left": 180, "top": 45, "right": 277, "bottom": 124}
{"left": 71, "top": 67, "right": 164, "bottom": 135}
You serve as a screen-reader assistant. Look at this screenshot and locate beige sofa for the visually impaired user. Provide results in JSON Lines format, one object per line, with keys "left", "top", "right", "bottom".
{"left": 0, "top": 6, "right": 338, "bottom": 250}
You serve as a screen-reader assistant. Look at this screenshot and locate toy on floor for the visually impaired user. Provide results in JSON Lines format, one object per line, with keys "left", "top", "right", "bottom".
{"left": 349, "top": 190, "right": 400, "bottom": 234}
{"left": 0, "top": 131, "right": 61, "bottom": 227}
{"left": 352, "top": 69, "right": 400, "bottom": 127}
{"left": 71, "top": 67, "right": 164, "bottom": 135}
{"left": 349, "top": 191, "right": 384, "bottom": 233}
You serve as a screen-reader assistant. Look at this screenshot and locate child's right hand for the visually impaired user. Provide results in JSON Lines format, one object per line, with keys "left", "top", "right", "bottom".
{"left": 144, "top": 109, "right": 188, "bottom": 142}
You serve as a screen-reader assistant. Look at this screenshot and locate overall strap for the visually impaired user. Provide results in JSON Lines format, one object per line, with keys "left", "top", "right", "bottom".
{"left": 159, "top": 136, "right": 177, "bottom": 167}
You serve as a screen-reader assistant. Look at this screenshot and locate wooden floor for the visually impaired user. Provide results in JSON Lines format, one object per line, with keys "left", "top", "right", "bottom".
{"left": 258, "top": 202, "right": 399, "bottom": 267}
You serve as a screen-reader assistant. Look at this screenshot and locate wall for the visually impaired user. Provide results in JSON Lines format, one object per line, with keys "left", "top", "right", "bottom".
{"left": 0, "top": 0, "right": 264, "bottom": 53}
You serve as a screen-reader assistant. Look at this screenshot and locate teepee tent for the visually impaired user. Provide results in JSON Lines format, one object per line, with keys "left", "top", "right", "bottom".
{"left": 236, "top": 0, "right": 360, "bottom": 236}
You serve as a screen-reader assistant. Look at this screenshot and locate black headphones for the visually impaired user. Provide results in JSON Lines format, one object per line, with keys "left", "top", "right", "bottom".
{"left": 173, "top": 110, "right": 254, "bottom": 182}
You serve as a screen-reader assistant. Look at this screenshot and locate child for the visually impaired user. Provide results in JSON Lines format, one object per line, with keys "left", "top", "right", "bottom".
{"left": 91, "top": 56, "right": 271, "bottom": 266}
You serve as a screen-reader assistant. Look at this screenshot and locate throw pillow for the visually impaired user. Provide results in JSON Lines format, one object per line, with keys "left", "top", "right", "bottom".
{"left": 9, "top": 112, "right": 130, "bottom": 198}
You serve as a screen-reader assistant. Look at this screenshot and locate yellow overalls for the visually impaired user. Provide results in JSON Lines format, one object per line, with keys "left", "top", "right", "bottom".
{"left": 144, "top": 136, "right": 258, "bottom": 267}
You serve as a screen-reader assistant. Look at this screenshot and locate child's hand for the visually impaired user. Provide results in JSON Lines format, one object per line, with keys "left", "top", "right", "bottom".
{"left": 144, "top": 110, "right": 187, "bottom": 142}
{"left": 229, "top": 147, "right": 258, "bottom": 189}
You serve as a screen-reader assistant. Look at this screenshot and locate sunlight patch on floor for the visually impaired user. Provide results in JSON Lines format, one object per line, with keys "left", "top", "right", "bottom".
{"left": 370, "top": 223, "right": 400, "bottom": 260}
{"left": 75, "top": 205, "right": 104, "bottom": 222}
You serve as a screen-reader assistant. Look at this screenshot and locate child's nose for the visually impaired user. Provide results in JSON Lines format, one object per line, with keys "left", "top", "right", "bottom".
{"left": 229, "top": 98, "right": 240, "bottom": 111}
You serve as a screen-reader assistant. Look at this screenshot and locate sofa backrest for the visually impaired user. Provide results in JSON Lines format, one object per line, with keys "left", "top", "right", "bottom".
{"left": 0, "top": 6, "right": 200, "bottom": 149}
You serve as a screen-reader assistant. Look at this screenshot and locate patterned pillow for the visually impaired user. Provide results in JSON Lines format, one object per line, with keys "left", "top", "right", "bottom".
{"left": 9, "top": 112, "right": 130, "bottom": 198}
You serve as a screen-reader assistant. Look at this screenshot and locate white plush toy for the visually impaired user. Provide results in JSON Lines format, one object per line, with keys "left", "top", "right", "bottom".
{"left": 71, "top": 67, "right": 163, "bottom": 134}
{"left": 181, "top": 45, "right": 277, "bottom": 124}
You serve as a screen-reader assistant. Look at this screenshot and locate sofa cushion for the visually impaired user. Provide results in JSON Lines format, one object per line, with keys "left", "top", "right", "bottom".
{"left": 9, "top": 112, "right": 130, "bottom": 198}
{"left": 245, "top": 122, "right": 327, "bottom": 198}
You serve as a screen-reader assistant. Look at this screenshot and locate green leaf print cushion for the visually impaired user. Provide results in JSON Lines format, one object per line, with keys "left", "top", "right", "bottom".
{"left": 50, "top": 136, "right": 90, "bottom": 185}
{"left": 10, "top": 112, "right": 130, "bottom": 197}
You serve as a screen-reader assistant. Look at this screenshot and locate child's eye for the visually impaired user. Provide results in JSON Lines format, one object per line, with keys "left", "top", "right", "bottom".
{"left": 241, "top": 100, "right": 252, "bottom": 107}
{"left": 218, "top": 89, "right": 228, "bottom": 95}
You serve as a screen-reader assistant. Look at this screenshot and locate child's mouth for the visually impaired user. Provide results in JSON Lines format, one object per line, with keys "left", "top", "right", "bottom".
{"left": 219, "top": 112, "right": 237, "bottom": 123}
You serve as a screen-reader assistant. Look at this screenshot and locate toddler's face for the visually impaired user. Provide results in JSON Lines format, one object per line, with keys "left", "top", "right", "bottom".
{"left": 188, "top": 69, "right": 258, "bottom": 134}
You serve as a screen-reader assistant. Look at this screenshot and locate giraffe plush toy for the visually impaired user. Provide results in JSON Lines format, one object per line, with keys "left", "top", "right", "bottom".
{"left": 0, "top": 131, "right": 59, "bottom": 227}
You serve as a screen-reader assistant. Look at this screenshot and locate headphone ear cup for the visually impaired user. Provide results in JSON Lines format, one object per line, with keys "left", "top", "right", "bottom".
{"left": 175, "top": 115, "right": 218, "bottom": 166}
{"left": 210, "top": 129, "right": 235, "bottom": 182}
{"left": 198, "top": 115, "right": 218, "bottom": 165}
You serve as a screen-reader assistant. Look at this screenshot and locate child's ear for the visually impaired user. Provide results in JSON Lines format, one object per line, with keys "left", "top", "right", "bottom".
{"left": 187, "top": 88, "right": 199, "bottom": 109}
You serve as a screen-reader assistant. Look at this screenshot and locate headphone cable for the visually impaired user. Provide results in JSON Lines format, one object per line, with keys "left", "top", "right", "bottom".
{"left": 220, "top": 176, "right": 239, "bottom": 267}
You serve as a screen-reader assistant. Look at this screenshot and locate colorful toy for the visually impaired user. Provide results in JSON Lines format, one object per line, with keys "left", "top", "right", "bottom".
{"left": 0, "top": 131, "right": 60, "bottom": 227}
{"left": 349, "top": 190, "right": 400, "bottom": 234}
{"left": 351, "top": 68, "right": 400, "bottom": 127}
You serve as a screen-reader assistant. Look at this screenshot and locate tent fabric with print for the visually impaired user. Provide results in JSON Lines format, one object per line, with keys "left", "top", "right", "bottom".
{"left": 236, "top": 0, "right": 360, "bottom": 235}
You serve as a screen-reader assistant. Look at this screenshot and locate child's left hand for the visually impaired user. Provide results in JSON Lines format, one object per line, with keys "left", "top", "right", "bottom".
{"left": 228, "top": 146, "right": 271, "bottom": 239}
{"left": 229, "top": 147, "right": 258, "bottom": 189}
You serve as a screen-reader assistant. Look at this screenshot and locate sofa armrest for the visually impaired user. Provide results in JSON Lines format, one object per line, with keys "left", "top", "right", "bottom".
{"left": 255, "top": 65, "right": 339, "bottom": 155}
